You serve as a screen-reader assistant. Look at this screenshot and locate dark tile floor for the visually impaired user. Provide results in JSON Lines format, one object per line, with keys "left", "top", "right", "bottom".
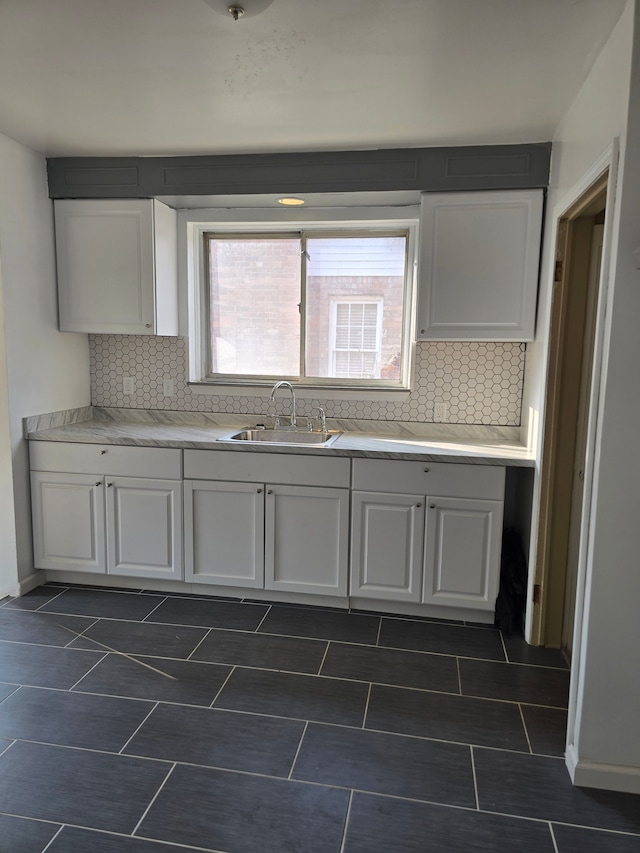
{"left": 0, "top": 583, "right": 639, "bottom": 852}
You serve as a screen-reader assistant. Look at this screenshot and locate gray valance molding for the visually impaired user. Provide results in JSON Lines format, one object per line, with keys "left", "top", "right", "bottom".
{"left": 46, "top": 142, "right": 551, "bottom": 199}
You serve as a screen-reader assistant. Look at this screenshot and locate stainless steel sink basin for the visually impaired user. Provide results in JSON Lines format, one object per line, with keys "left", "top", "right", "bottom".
{"left": 218, "top": 428, "right": 343, "bottom": 447}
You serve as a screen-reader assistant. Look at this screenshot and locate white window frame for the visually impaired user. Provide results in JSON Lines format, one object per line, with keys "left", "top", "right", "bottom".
{"left": 180, "top": 206, "right": 419, "bottom": 401}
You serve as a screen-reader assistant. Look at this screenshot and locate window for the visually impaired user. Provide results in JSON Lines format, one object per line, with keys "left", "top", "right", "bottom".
{"left": 330, "top": 300, "right": 383, "bottom": 379}
{"left": 201, "top": 226, "right": 413, "bottom": 389}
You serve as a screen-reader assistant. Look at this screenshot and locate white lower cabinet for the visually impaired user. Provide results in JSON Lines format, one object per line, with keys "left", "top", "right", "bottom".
{"left": 265, "top": 484, "right": 349, "bottom": 596}
{"left": 423, "top": 496, "right": 504, "bottom": 610}
{"left": 350, "top": 460, "right": 505, "bottom": 613}
{"left": 105, "top": 477, "right": 182, "bottom": 580}
{"left": 351, "top": 491, "right": 425, "bottom": 602}
{"left": 31, "top": 472, "right": 106, "bottom": 574}
{"left": 183, "top": 450, "right": 350, "bottom": 597}
{"left": 30, "top": 443, "right": 183, "bottom": 580}
{"left": 184, "top": 480, "right": 265, "bottom": 588}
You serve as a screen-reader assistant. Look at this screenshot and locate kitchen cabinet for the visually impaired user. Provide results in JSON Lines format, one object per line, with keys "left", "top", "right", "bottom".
{"left": 417, "top": 189, "right": 543, "bottom": 341}
{"left": 30, "top": 443, "right": 183, "bottom": 580}
{"left": 55, "top": 199, "right": 178, "bottom": 335}
{"left": 184, "top": 450, "right": 350, "bottom": 596}
{"left": 350, "top": 491, "right": 424, "bottom": 603}
{"left": 351, "top": 459, "right": 505, "bottom": 612}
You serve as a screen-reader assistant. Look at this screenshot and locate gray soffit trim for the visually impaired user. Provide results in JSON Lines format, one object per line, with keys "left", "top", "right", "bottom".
{"left": 47, "top": 143, "right": 551, "bottom": 200}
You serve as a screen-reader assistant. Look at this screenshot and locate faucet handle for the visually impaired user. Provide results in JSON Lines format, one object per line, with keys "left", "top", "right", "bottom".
{"left": 315, "top": 406, "right": 327, "bottom": 432}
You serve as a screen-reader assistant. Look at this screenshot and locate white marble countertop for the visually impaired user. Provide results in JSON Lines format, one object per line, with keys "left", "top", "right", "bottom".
{"left": 25, "top": 408, "right": 536, "bottom": 467}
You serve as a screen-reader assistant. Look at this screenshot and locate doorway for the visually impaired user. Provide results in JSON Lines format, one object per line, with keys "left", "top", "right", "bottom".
{"left": 533, "top": 173, "right": 608, "bottom": 657}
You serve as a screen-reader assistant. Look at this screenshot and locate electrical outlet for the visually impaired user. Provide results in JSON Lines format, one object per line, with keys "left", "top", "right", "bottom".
{"left": 162, "top": 378, "right": 176, "bottom": 397}
{"left": 123, "top": 377, "right": 135, "bottom": 395}
{"left": 434, "top": 401, "right": 448, "bottom": 422}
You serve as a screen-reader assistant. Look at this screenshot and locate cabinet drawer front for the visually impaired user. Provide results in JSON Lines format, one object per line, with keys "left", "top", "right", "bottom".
{"left": 352, "top": 459, "right": 504, "bottom": 499}
{"left": 184, "top": 449, "right": 350, "bottom": 487}
{"left": 29, "top": 442, "right": 182, "bottom": 479}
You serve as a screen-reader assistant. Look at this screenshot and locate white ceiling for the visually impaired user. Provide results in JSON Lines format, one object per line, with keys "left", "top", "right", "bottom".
{"left": 0, "top": 0, "right": 627, "bottom": 158}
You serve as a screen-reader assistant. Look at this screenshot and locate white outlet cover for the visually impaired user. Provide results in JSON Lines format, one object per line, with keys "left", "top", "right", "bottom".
{"left": 123, "top": 377, "right": 135, "bottom": 394}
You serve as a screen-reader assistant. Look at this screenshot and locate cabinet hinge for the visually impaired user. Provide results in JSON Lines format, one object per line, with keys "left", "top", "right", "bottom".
{"left": 533, "top": 583, "right": 542, "bottom": 605}
{"left": 554, "top": 260, "right": 564, "bottom": 283}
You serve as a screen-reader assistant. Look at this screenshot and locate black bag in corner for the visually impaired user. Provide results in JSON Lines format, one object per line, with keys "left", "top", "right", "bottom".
{"left": 494, "top": 527, "right": 528, "bottom": 635}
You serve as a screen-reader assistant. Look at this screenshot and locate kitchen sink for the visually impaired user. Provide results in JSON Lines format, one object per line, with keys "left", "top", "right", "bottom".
{"left": 218, "top": 428, "right": 343, "bottom": 447}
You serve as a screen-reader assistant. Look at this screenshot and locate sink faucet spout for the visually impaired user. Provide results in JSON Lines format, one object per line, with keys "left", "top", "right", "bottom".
{"left": 269, "top": 381, "right": 297, "bottom": 428}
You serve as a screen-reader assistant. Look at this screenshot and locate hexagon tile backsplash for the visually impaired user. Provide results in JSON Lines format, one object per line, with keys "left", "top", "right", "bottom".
{"left": 89, "top": 335, "right": 525, "bottom": 426}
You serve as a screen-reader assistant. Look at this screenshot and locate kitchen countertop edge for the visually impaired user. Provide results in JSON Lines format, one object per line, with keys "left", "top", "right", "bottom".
{"left": 26, "top": 418, "right": 536, "bottom": 467}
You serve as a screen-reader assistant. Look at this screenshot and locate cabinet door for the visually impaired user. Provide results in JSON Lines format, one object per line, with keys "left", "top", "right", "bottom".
{"left": 423, "top": 497, "right": 503, "bottom": 611}
{"left": 55, "top": 199, "right": 156, "bottom": 334}
{"left": 106, "top": 477, "right": 183, "bottom": 580}
{"left": 417, "top": 190, "right": 543, "bottom": 340}
{"left": 350, "top": 491, "right": 424, "bottom": 602}
{"left": 31, "top": 471, "right": 106, "bottom": 573}
{"left": 184, "top": 480, "right": 264, "bottom": 587}
{"left": 265, "top": 485, "right": 349, "bottom": 596}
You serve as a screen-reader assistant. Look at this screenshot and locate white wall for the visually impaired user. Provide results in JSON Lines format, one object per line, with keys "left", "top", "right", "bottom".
{"left": 0, "top": 132, "right": 90, "bottom": 587}
{"left": 0, "top": 259, "right": 18, "bottom": 598}
{"left": 568, "top": 0, "right": 640, "bottom": 788}
{"left": 522, "top": 1, "right": 633, "bottom": 635}
{"left": 523, "top": 0, "right": 640, "bottom": 791}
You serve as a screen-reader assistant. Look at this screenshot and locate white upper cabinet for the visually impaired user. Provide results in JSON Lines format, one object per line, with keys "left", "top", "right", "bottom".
{"left": 417, "top": 190, "right": 543, "bottom": 341}
{"left": 55, "top": 199, "right": 178, "bottom": 335}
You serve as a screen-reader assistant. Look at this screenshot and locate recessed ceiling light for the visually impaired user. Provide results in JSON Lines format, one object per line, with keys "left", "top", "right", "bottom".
{"left": 278, "top": 197, "right": 305, "bottom": 206}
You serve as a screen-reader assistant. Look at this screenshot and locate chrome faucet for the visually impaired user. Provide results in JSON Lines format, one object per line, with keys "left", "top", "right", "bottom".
{"left": 269, "top": 380, "right": 297, "bottom": 428}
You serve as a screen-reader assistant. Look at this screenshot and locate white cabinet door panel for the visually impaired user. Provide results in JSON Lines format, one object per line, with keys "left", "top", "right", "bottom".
{"left": 31, "top": 472, "right": 105, "bottom": 573}
{"left": 106, "top": 478, "right": 182, "bottom": 580}
{"left": 423, "top": 497, "right": 503, "bottom": 611}
{"left": 417, "top": 190, "right": 543, "bottom": 340}
{"left": 56, "top": 200, "right": 155, "bottom": 333}
{"left": 350, "top": 491, "right": 424, "bottom": 602}
{"left": 184, "top": 480, "right": 264, "bottom": 587}
{"left": 265, "top": 485, "right": 349, "bottom": 596}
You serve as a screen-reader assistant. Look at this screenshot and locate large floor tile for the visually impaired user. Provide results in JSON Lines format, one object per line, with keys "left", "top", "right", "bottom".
{"left": 366, "top": 683, "right": 529, "bottom": 751}
{"left": 0, "top": 741, "right": 170, "bottom": 834}
{"left": 40, "top": 588, "right": 163, "bottom": 621}
{"left": 72, "top": 653, "right": 232, "bottom": 706}
{"left": 474, "top": 747, "right": 640, "bottom": 834}
{"left": 0, "top": 813, "right": 61, "bottom": 853}
{"left": 47, "top": 827, "right": 209, "bottom": 853}
{"left": 124, "top": 703, "right": 305, "bottom": 776}
{"left": 293, "top": 722, "right": 475, "bottom": 807}
{"left": 552, "top": 823, "right": 640, "bottom": 852}
{"left": 145, "top": 596, "right": 268, "bottom": 630}
{"left": 521, "top": 704, "right": 568, "bottom": 756}
{"left": 2, "top": 585, "right": 69, "bottom": 611}
{"left": 504, "top": 632, "right": 569, "bottom": 669}
{"left": 137, "top": 764, "right": 350, "bottom": 853}
{"left": 379, "top": 618, "right": 506, "bottom": 660}
{"left": 215, "top": 667, "right": 369, "bottom": 726}
{"left": 0, "top": 609, "right": 96, "bottom": 647}
{"left": 258, "top": 605, "right": 380, "bottom": 645}
{"left": 190, "top": 627, "right": 327, "bottom": 673}
{"left": 459, "top": 658, "right": 570, "bottom": 707}
{"left": 68, "top": 618, "right": 208, "bottom": 659}
{"left": 0, "top": 641, "right": 104, "bottom": 690}
{"left": 0, "top": 682, "right": 19, "bottom": 702}
{"left": 0, "top": 686, "right": 154, "bottom": 751}
{"left": 320, "top": 642, "right": 459, "bottom": 692}
{"left": 343, "top": 792, "right": 556, "bottom": 853}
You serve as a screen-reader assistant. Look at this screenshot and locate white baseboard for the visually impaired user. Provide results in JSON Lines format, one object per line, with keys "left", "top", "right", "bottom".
{"left": 566, "top": 744, "right": 640, "bottom": 794}
{"left": 11, "top": 570, "right": 46, "bottom": 598}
